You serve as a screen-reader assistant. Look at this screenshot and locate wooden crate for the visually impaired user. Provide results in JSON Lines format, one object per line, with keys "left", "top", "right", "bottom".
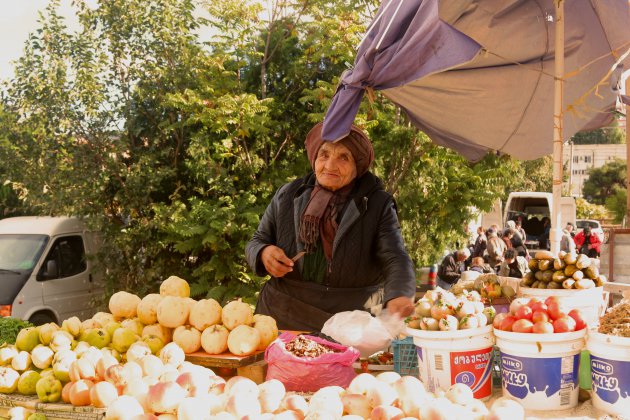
{"left": 0, "top": 394, "right": 105, "bottom": 420}
{"left": 185, "top": 350, "right": 268, "bottom": 384}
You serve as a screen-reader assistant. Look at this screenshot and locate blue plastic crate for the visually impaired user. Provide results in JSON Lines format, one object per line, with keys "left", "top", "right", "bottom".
{"left": 392, "top": 337, "right": 419, "bottom": 377}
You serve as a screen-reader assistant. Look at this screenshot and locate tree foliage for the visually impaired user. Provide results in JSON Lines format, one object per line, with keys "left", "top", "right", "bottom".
{"left": 1, "top": 0, "right": 525, "bottom": 302}
{"left": 575, "top": 198, "right": 607, "bottom": 220}
{"left": 605, "top": 187, "right": 627, "bottom": 225}
{"left": 582, "top": 158, "right": 627, "bottom": 205}
{"left": 571, "top": 126, "right": 625, "bottom": 145}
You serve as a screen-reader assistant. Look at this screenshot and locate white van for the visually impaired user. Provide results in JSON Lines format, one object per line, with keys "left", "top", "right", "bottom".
{"left": 0, "top": 216, "right": 103, "bottom": 325}
{"left": 482, "top": 192, "right": 576, "bottom": 251}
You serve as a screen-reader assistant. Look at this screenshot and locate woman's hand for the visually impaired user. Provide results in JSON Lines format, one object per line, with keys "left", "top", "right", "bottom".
{"left": 261, "top": 245, "right": 294, "bottom": 278}
{"left": 385, "top": 296, "right": 414, "bottom": 318}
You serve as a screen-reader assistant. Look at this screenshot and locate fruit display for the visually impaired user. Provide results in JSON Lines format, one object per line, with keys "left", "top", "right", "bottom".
{"left": 520, "top": 251, "right": 607, "bottom": 290}
{"left": 0, "top": 275, "right": 280, "bottom": 413}
{"left": 474, "top": 274, "right": 516, "bottom": 300}
{"left": 492, "top": 296, "right": 587, "bottom": 333}
{"left": 407, "top": 289, "right": 496, "bottom": 331}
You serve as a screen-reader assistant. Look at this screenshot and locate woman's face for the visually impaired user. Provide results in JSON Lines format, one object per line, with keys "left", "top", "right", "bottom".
{"left": 315, "top": 141, "right": 357, "bottom": 191}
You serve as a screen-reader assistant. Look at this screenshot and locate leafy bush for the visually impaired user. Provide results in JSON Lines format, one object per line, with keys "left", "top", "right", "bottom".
{"left": 0, "top": 318, "right": 33, "bottom": 346}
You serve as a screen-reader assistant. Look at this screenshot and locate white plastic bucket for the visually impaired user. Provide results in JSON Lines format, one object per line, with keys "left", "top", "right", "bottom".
{"left": 587, "top": 331, "right": 630, "bottom": 418}
{"left": 518, "top": 286, "right": 604, "bottom": 328}
{"left": 406, "top": 325, "right": 494, "bottom": 400}
{"left": 495, "top": 329, "right": 586, "bottom": 411}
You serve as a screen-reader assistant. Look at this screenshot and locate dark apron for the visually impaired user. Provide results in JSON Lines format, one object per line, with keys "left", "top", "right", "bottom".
{"left": 255, "top": 277, "right": 382, "bottom": 332}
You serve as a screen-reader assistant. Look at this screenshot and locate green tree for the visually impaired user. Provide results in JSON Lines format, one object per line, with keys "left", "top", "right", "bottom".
{"left": 605, "top": 187, "right": 628, "bottom": 225}
{"left": 571, "top": 125, "right": 625, "bottom": 145}
{"left": 0, "top": 0, "right": 523, "bottom": 302}
{"left": 575, "top": 197, "right": 607, "bottom": 220}
{"left": 582, "top": 159, "right": 627, "bottom": 205}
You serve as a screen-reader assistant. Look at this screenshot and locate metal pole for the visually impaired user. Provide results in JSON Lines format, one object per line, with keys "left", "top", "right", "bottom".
{"left": 626, "top": 77, "right": 629, "bottom": 227}
{"left": 551, "top": 0, "right": 565, "bottom": 255}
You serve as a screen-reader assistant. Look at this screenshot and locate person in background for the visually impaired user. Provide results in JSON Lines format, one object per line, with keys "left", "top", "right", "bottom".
{"left": 566, "top": 222, "right": 575, "bottom": 238}
{"left": 437, "top": 248, "right": 471, "bottom": 290}
{"left": 470, "top": 256, "right": 494, "bottom": 274}
{"left": 486, "top": 228, "right": 507, "bottom": 272}
{"left": 501, "top": 229, "right": 514, "bottom": 250}
{"left": 472, "top": 226, "right": 487, "bottom": 258}
{"left": 574, "top": 226, "right": 601, "bottom": 258}
{"left": 505, "top": 220, "right": 517, "bottom": 236}
{"left": 515, "top": 219, "right": 527, "bottom": 243}
{"left": 539, "top": 217, "right": 551, "bottom": 250}
{"left": 499, "top": 248, "right": 530, "bottom": 278}
{"left": 560, "top": 225, "right": 577, "bottom": 253}
{"left": 509, "top": 228, "right": 530, "bottom": 259}
{"left": 246, "top": 122, "right": 415, "bottom": 331}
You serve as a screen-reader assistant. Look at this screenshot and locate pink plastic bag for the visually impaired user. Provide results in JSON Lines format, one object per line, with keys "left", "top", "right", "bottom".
{"left": 264, "top": 332, "right": 360, "bottom": 392}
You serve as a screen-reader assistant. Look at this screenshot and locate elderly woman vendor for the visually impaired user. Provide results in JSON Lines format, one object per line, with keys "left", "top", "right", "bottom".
{"left": 245, "top": 122, "right": 416, "bottom": 331}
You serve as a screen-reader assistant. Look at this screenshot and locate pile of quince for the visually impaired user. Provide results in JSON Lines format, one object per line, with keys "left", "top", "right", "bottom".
{"left": 520, "top": 251, "right": 606, "bottom": 290}
{"left": 0, "top": 275, "right": 278, "bottom": 411}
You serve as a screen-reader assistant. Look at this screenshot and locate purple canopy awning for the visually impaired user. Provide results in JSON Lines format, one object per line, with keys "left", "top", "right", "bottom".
{"left": 323, "top": 0, "right": 630, "bottom": 161}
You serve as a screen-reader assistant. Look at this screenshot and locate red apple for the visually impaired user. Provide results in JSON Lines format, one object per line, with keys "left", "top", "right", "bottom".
{"left": 531, "top": 310, "right": 550, "bottom": 324}
{"left": 568, "top": 309, "right": 587, "bottom": 331}
{"left": 553, "top": 316, "right": 577, "bottom": 333}
{"left": 532, "top": 321, "right": 555, "bottom": 334}
{"left": 175, "top": 371, "right": 210, "bottom": 397}
{"left": 499, "top": 316, "right": 518, "bottom": 332}
{"left": 90, "top": 381, "right": 118, "bottom": 408}
{"left": 145, "top": 381, "right": 187, "bottom": 414}
{"left": 69, "top": 379, "right": 94, "bottom": 406}
{"left": 514, "top": 306, "right": 533, "bottom": 320}
{"left": 512, "top": 319, "right": 534, "bottom": 333}
{"left": 61, "top": 381, "right": 73, "bottom": 403}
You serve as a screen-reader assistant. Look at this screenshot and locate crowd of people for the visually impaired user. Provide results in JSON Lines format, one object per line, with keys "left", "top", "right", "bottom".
{"left": 436, "top": 219, "right": 603, "bottom": 290}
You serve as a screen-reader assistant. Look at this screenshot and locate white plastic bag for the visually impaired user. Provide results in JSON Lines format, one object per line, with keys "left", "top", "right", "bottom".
{"left": 321, "top": 310, "right": 404, "bottom": 357}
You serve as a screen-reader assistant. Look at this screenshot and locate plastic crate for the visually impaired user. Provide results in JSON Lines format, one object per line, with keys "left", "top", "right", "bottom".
{"left": 392, "top": 337, "right": 419, "bottom": 377}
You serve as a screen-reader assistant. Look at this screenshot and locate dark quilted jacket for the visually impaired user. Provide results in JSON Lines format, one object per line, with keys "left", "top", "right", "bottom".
{"left": 245, "top": 171, "right": 416, "bottom": 331}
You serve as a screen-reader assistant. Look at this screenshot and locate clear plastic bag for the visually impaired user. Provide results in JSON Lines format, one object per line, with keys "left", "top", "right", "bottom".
{"left": 264, "top": 332, "right": 360, "bottom": 392}
{"left": 321, "top": 309, "right": 404, "bottom": 358}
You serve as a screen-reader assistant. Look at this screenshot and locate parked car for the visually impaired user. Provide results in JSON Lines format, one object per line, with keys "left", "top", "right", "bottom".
{"left": 0, "top": 216, "right": 103, "bottom": 325}
{"left": 575, "top": 219, "right": 605, "bottom": 243}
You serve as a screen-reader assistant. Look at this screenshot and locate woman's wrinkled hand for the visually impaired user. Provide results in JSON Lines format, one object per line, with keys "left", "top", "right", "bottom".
{"left": 385, "top": 296, "right": 414, "bottom": 318}
{"left": 261, "top": 245, "right": 294, "bottom": 278}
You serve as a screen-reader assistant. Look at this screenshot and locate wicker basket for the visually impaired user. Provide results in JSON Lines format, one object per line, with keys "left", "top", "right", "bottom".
{"left": 392, "top": 337, "right": 419, "bottom": 377}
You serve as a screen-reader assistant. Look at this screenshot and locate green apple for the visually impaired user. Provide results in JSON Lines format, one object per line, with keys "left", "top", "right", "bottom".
{"left": 61, "top": 316, "right": 82, "bottom": 337}
{"left": 31, "top": 345, "right": 54, "bottom": 370}
{"left": 49, "top": 330, "right": 75, "bottom": 353}
{"left": 111, "top": 328, "right": 139, "bottom": 354}
{"left": 38, "top": 322, "right": 60, "bottom": 345}
{"left": 83, "top": 328, "right": 111, "bottom": 349}
{"left": 35, "top": 374, "right": 63, "bottom": 403}
{"left": 17, "top": 370, "right": 41, "bottom": 395}
{"left": 52, "top": 358, "right": 73, "bottom": 383}
{"left": 27, "top": 414, "right": 48, "bottom": 420}
{"left": 143, "top": 334, "right": 165, "bottom": 355}
{"left": 104, "top": 321, "right": 122, "bottom": 338}
{"left": 15, "top": 327, "right": 40, "bottom": 352}
{"left": 0, "top": 345, "right": 18, "bottom": 366}
{"left": 0, "top": 366, "right": 20, "bottom": 393}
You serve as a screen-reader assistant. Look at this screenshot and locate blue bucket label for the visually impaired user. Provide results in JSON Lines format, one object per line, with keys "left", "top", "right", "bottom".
{"left": 500, "top": 351, "right": 579, "bottom": 408}
{"left": 591, "top": 355, "right": 630, "bottom": 405}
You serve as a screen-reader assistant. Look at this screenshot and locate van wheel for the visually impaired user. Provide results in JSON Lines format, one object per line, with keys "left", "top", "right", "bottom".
{"left": 29, "top": 313, "right": 55, "bottom": 326}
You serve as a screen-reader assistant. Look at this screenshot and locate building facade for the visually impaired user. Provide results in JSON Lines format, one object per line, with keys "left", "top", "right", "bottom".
{"left": 563, "top": 143, "right": 627, "bottom": 197}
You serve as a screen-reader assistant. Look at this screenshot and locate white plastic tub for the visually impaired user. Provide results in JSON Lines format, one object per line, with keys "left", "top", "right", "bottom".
{"left": 406, "top": 325, "right": 494, "bottom": 400}
{"left": 495, "top": 328, "right": 586, "bottom": 411}
{"left": 587, "top": 331, "right": 630, "bottom": 418}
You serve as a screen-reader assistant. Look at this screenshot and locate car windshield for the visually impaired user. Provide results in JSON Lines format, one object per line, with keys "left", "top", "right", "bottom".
{"left": 576, "top": 221, "right": 600, "bottom": 229}
{"left": 0, "top": 234, "right": 49, "bottom": 271}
